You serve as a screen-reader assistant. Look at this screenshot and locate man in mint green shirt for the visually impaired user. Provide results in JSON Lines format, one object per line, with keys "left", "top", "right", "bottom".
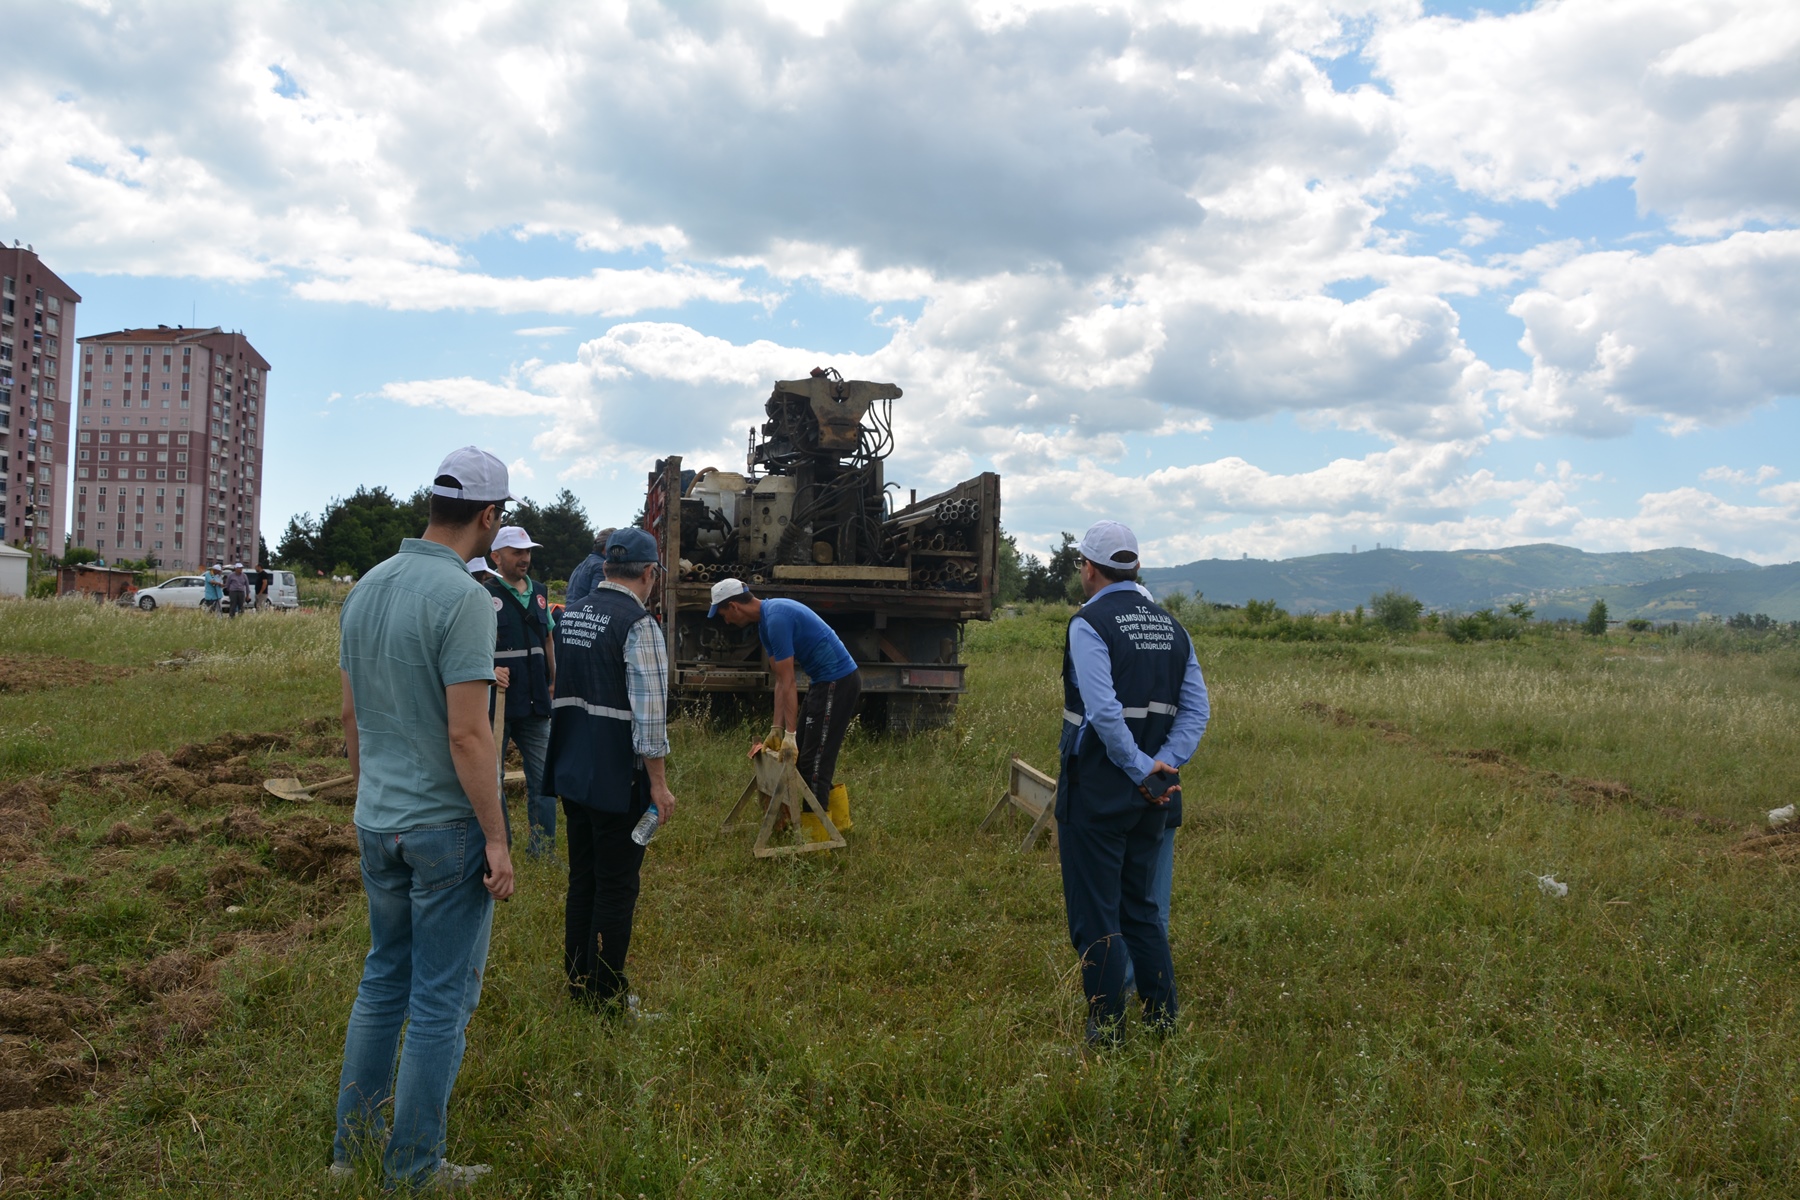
{"left": 331, "top": 446, "right": 517, "bottom": 1192}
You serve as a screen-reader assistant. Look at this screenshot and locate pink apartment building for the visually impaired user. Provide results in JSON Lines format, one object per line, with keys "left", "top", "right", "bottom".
{"left": 2, "top": 244, "right": 80, "bottom": 555}
{"left": 72, "top": 326, "right": 270, "bottom": 570}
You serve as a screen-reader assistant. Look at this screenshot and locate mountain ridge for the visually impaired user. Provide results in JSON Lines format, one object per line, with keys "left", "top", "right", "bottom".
{"left": 1139, "top": 543, "right": 1795, "bottom": 618}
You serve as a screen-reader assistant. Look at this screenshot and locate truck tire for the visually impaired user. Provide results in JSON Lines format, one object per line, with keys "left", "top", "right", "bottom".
{"left": 863, "top": 693, "right": 959, "bottom": 733}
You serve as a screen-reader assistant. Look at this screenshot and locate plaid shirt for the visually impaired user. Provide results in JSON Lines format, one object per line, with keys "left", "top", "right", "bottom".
{"left": 595, "top": 581, "right": 670, "bottom": 760}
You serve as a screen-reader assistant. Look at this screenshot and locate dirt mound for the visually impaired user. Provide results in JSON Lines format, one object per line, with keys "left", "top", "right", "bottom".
{"left": 1730, "top": 830, "right": 1800, "bottom": 860}
{"left": 143, "top": 988, "right": 224, "bottom": 1050}
{"left": 206, "top": 851, "right": 269, "bottom": 901}
{"left": 208, "top": 807, "right": 270, "bottom": 844}
{"left": 0, "top": 1106, "right": 67, "bottom": 1171}
{"left": 269, "top": 817, "right": 359, "bottom": 884}
{"left": 170, "top": 730, "right": 291, "bottom": 770}
{"left": 207, "top": 754, "right": 267, "bottom": 786}
{"left": 0, "top": 781, "right": 53, "bottom": 832}
{"left": 0, "top": 654, "right": 118, "bottom": 696}
{"left": 124, "top": 950, "right": 212, "bottom": 1000}
{"left": 189, "top": 782, "right": 264, "bottom": 809}
{"left": 132, "top": 750, "right": 202, "bottom": 801}
{"left": 0, "top": 950, "right": 66, "bottom": 990}
{"left": 0, "top": 989, "right": 98, "bottom": 1041}
{"left": 101, "top": 821, "right": 158, "bottom": 847}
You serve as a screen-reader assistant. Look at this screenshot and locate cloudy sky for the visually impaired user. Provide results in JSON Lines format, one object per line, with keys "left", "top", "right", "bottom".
{"left": 7, "top": 0, "right": 1798, "bottom": 565}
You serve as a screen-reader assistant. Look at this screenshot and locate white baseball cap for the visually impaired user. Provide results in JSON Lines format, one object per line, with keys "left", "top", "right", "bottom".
{"left": 431, "top": 446, "right": 518, "bottom": 504}
{"left": 708, "top": 577, "right": 752, "bottom": 617}
{"left": 491, "top": 526, "right": 542, "bottom": 552}
{"left": 466, "top": 556, "right": 493, "bottom": 575}
{"left": 1077, "top": 520, "right": 1140, "bottom": 568}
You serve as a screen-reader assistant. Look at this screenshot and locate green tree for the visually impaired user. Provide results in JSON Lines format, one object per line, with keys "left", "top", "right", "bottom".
{"left": 1013, "top": 531, "right": 1084, "bottom": 602}
{"left": 278, "top": 487, "right": 430, "bottom": 577}
{"left": 1584, "top": 599, "right": 1610, "bottom": 635}
{"left": 1370, "top": 589, "right": 1423, "bottom": 633}
{"left": 505, "top": 488, "right": 595, "bottom": 583}
{"left": 62, "top": 546, "right": 99, "bottom": 567}
{"left": 996, "top": 528, "right": 1026, "bottom": 603}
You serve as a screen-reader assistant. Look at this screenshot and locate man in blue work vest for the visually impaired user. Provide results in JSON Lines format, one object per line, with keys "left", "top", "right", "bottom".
{"left": 484, "top": 525, "right": 558, "bottom": 857}
{"left": 545, "top": 528, "right": 676, "bottom": 1015}
{"left": 1057, "top": 520, "right": 1209, "bottom": 1046}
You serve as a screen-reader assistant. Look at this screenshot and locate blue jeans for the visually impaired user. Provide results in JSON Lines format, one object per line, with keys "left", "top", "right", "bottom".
{"left": 1122, "top": 828, "right": 1175, "bottom": 994}
{"left": 333, "top": 819, "right": 494, "bottom": 1189}
{"left": 505, "top": 715, "right": 556, "bottom": 857}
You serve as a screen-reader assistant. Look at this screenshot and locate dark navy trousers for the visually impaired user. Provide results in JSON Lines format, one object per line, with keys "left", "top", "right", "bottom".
{"left": 1058, "top": 801, "right": 1177, "bottom": 1033}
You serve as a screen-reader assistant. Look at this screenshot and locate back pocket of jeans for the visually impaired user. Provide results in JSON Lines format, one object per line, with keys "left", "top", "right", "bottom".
{"left": 402, "top": 823, "right": 469, "bottom": 892}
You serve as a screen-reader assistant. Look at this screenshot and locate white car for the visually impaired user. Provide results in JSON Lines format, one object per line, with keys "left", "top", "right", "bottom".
{"left": 134, "top": 575, "right": 209, "bottom": 610}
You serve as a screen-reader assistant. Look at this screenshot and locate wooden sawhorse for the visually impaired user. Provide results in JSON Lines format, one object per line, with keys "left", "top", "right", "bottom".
{"left": 979, "top": 755, "right": 1058, "bottom": 851}
{"left": 720, "top": 743, "right": 846, "bottom": 857}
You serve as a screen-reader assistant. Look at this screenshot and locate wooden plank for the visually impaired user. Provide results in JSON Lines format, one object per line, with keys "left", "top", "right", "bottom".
{"left": 771, "top": 564, "right": 911, "bottom": 582}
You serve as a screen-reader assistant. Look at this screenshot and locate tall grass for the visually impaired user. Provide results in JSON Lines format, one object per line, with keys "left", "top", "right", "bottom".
{"left": 5, "top": 603, "right": 1800, "bottom": 1196}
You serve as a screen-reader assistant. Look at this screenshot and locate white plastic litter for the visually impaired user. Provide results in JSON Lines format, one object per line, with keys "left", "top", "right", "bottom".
{"left": 1769, "top": 805, "right": 1795, "bottom": 828}
{"left": 1537, "top": 875, "right": 1569, "bottom": 898}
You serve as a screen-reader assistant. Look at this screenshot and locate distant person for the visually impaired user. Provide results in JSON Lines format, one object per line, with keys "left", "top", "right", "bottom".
{"left": 1056, "top": 521, "right": 1208, "bottom": 1047}
{"left": 330, "top": 445, "right": 516, "bottom": 1192}
{"left": 484, "top": 526, "right": 558, "bottom": 858}
{"left": 254, "top": 566, "right": 272, "bottom": 610}
{"left": 564, "top": 527, "right": 615, "bottom": 605}
{"left": 709, "top": 578, "right": 860, "bottom": 838}
{"left": 202, "top": 563, "right": 223, "bottom": 614}
{"left": 545, "top": 528, "right": 675, "bottom": 1016}
{"left": 223, "top": 562, "right": 250, "bottom": 618}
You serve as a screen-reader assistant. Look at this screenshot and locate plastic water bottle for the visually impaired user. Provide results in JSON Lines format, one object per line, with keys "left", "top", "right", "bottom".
{"left": 630, "top": 807, "right": 660, "bottom": 847}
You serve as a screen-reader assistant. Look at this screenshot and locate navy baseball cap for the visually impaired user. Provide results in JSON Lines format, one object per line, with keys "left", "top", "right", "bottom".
{"left": 604, "top": 527, "right": 659, "bottom": 565}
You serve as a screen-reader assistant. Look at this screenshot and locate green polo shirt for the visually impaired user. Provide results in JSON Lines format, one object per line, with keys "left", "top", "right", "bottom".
{"left": 340, "top": 538, "right": 497, "bottom": 832}
{"left": 499, "top": 573, "right": 555, "bottom": 631}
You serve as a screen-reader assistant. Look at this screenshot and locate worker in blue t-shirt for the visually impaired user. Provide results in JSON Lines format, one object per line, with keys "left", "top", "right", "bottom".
{"left": 709, "top": 578, "right": 860, "bottom": 838}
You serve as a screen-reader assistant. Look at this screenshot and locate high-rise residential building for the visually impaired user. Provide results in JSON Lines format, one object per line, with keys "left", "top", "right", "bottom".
{"left": 72, "top": 326, "right": 270, "bottom": 570}
{"left": 2, "top": 244, "right": 80, "bottom": 555}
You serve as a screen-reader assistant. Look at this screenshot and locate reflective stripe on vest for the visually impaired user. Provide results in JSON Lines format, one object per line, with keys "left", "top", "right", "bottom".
{"left": 493, "top": 647, "right": 546, "bottom": 660}
{"left": 1122, "top": 701, "right": 1179, "bottom": 719}
{"left": 552, "top": 696, "right": 633, "bottom": 722}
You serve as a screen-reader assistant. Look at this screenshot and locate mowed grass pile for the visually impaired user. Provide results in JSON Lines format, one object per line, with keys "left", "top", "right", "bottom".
{"left": 3, "top": 600, "right": 1800, "bottom": 1196}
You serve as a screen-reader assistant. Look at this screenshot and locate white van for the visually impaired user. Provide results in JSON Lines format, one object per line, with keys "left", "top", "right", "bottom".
{"left": 261, "top": 569, "right": 300, "bottom": 610}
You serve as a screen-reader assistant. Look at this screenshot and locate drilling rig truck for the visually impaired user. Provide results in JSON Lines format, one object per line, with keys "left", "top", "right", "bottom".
{"left": 643, "top": 369, "right": 1001, "bottom": 731}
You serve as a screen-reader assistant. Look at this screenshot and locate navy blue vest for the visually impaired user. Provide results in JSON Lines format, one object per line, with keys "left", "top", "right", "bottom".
{"left": 1056, "top": 587, "right": 1193, "bottom": 829}
{"left": 486, "top": 577, "right": 553, "bottom": 720}
{"left": 544, "top": 586, "right": 654, "bottom": 815}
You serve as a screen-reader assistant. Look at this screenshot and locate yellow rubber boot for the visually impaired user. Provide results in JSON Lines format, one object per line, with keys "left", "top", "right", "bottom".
{"left": 799, "top": 811, "right": 830, "bottom": 842}
{"left": 828, "top": 783, "right": 853, "bottom": 833}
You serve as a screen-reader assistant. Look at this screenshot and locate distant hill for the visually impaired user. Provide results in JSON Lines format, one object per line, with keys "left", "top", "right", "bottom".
{"left": 1141, "top": 543, "right": 1762, "bottom": 615}
{"left": 1531, "top": 561, "right": 1800, "bottom": 622}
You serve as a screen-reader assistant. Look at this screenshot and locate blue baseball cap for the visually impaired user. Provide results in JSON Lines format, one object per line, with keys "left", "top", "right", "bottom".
{"left": 604, "top": 527, "right": 659, "bottom": 565}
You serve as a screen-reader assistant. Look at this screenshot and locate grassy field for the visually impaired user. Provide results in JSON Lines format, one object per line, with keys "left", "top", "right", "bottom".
{"left": 3, "top": 599, "right": 1800, "bottom": 1197}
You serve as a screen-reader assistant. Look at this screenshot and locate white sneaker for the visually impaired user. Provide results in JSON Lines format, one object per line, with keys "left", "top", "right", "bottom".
{"left": 326, "top": 1162, "right": 354, "bottom": 1185}
{"left": 431, "top": 1161, "right": 493, "bottom": 1190}
{"left": 625, "top": 994, "right": 668, "bottom": 1024}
